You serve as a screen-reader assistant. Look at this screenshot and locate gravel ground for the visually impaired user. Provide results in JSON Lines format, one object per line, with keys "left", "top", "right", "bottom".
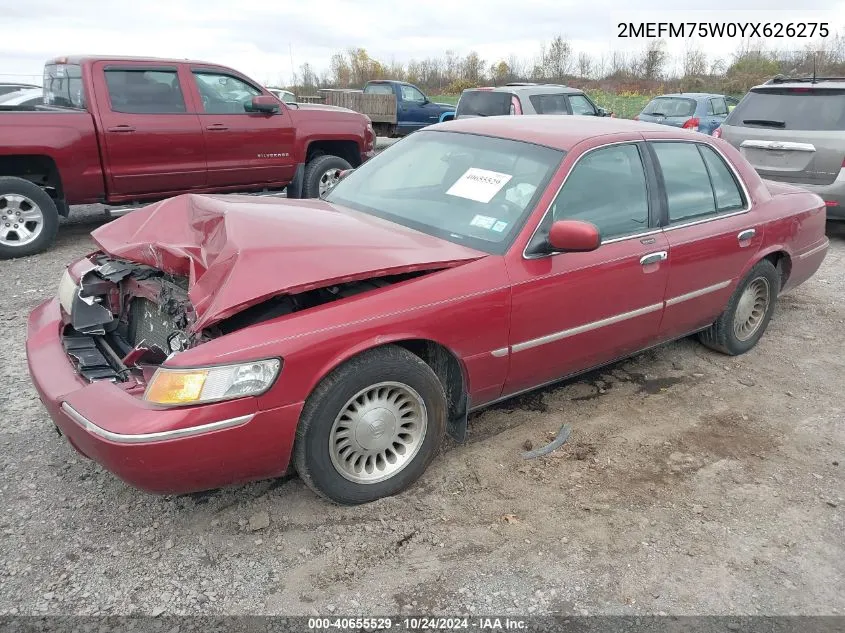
{"left": 0, "top": 204, "right": 843, "bottom": 617}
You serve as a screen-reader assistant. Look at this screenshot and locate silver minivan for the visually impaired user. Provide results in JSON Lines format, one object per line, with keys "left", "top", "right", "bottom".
{"left": 717, "top": 76, "right": 845, "bottom": 220}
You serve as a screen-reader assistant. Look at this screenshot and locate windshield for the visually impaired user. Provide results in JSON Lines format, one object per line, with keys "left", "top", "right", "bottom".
{"left": 43, "top": 64, "right": 85, "bottom": 109}
{"left": 726, "top": 88, "right": 845, "bottom": 130}
{"left": 642, "top": 97, "right": 695, "bottom": 117}
{"left": 324, "top": 131, "right": 563, "bottom": 255}
{"left": 456, "top": 91, "right": 512, "bottom": 117}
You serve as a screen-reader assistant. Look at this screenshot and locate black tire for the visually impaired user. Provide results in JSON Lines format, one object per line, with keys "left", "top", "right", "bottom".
{"left": 698, "top": 259, "right": 780, "bottom": 355}
{"left": 302, "top": 154, "right": 352, "bottom": 198}
{"left": 0, "top": 176, "right": 59, "bottom": 259}
{"left": 293, "top": 345, "right": 447, "bottom": 505}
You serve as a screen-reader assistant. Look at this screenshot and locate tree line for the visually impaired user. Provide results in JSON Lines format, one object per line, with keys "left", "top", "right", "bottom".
{"left": 281, "top": 34, "right": 845, "bottom": 96}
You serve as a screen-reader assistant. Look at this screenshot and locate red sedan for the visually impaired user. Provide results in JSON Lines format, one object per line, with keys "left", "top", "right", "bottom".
{"left": 26, "top": 116, "right": 829, "bottom": 505}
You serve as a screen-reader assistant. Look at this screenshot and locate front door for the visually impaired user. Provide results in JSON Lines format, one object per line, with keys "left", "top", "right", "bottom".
{"left": 504, "top": 141, "right": 670, "bottom": 395}
{"left": 190, "top": 69, "right": 297, "bottom": 188}
{"left": 397, "top": 84, "right": 439, "bottom": 132}
{"left": 647, "top": 140, "right": 763, "bottom": 340}
{"left": 91, "top": 62, "right": 206, "bottom": 197}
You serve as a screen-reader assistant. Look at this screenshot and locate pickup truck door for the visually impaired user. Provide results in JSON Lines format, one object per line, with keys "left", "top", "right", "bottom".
{"left": 189, "top": 69, "right": 296, "bottom": 188}
{"left": 90, "top": 62, "right": 206, "bottom": 198}
{"left": 397, "top": 84, "right": 439, "bottom": 132}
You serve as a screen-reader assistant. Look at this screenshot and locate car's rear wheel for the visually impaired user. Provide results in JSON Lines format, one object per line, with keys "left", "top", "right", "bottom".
{"left": 293, "top": 345, "right": 447, "bottom": 505}
{"left": 302, "top": 154, "right": 352, "bottom": 198}
{"left": 698, "top": 259, "right": 779, "bottom": 355}
{"left": 0, "top": 177, "right": 59, "bottom": 259}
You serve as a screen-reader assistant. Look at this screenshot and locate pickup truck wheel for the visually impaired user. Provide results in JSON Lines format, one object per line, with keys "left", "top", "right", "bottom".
{"left": 698, "top": 259, "right": 779, "bottom": 356}
{"left": 302, "top": 155, "right": 352, "bottom": 198}
{"left": 293, "top": 345, "right": 447, "bottom": 505}
{"left": 0, "top": 177, "right": 59, "bottom": 259}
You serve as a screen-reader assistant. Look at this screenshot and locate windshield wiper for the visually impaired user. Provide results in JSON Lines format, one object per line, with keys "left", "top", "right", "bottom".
{"left": 742, "top": 119, "right": 786, "bottom": 128}
{"left": 646, "top": 111, "right": 666, "bottom": 117}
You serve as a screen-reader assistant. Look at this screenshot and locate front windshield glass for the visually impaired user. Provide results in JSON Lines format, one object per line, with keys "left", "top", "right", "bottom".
{"left": 324, "top": 131, "right": 564, "bottom": 255}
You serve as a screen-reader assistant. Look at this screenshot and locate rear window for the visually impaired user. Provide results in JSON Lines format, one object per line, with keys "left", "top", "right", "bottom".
{"left": 642, "top": 97, "right": 696, "bottom": 117}
{"left": 364, "top": 83, "right": 393, "bottom": 95}
{"left": 456, "top": 91, "right": 511, "bottom": 117}
{"left": 726, "top": 88, "right": 845, "bottom": 131}
{"left": 529, "top": 94, "right": 570, "bottom": 114}
{"left": 43, "top": 64, "right": 85, "bottom": 109}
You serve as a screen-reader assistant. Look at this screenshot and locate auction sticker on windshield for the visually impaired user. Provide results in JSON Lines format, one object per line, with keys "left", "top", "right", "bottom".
{"left": 446, "top": 168, "right": 513, "bottom": 203}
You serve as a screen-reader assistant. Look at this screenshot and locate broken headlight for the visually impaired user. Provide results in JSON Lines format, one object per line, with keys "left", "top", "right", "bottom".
{"left": 144, "top": 358, "right": 281, "bottom": 405}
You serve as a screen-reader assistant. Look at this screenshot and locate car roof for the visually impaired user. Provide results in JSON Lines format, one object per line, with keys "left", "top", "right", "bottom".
{"left": 47, "top": 55, "right": 219, "bottom": 67}
{"left": 429, "top": 115, "right": 689, "bottom": 151}
{"left": 653, "top": 93, "right": 726, "bottom": 99}
{"left": 479, "top": 84, "right": 584, "bottom": 96}
{"left": 752, "top": 78, "right": 845, "bottom": 90}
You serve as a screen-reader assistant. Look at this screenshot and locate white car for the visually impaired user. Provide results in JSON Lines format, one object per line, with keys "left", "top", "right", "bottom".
{"left": 268, "top": 88, "right": 297, "bottom": 104}
{"left": 0, "top": 88, "right": 43, "bottom": 107}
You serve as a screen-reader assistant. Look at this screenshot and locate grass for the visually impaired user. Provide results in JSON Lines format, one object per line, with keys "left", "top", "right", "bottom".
{"left": 430, "top": 90, "right": 652, "bottom": 119}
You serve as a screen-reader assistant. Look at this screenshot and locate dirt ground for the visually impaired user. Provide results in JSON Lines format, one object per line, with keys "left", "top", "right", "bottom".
{"left": 0, "top": 206, "right": 842, "bottom": 617}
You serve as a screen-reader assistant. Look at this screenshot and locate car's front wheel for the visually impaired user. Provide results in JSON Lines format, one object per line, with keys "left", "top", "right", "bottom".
{"left": 698, "top": 259, "right": 780, "bottom": 355}
{"left": 302, "top": 154, "right": 352, "bottom": 198}
{"left": 293, "top": 345, "right": 447, "bottom": 505}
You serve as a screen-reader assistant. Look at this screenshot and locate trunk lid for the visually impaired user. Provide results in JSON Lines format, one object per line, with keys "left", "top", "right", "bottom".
{"left": 90, "top": 193, "right": 485, "bottom": 332}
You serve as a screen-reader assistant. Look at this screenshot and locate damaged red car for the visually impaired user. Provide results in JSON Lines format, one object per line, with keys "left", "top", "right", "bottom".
{"left": 26, "top": 116, "right": 829, "bottom": 505}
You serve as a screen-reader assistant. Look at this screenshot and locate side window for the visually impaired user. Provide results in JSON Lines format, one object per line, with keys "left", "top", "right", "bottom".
{"left": 710, "top": 98, "right": 728, "bottom": 116}
{"left": 400, "top": 85, "right": 426, "bottom": 102}
{"left": 699, "top": 145, "right": 744, "bottom": 211}
{"left": 651, "top": 142, "right": 717, "bottom": 223}
{"left": 193, "top": 72, "right": 261, "bottom": 114}
{"left": 551, "top": 144, "right": 650, "bottom": 240}
{"left": 568, "top": 95, "right": 597, "bottom": 116}
{"left": 104, "top": 69, "right": 186, "bottom": 114}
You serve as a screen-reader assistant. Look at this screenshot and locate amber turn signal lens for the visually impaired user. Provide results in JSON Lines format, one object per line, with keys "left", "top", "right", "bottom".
{"left": 145, "top": 370, "right": 208, "bottom": 405}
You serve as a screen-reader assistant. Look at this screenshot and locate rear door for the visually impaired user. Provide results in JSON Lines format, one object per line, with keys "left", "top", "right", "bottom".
{"left": 91, "top": 61, "right": 206, "bottom": 197}
{"left": 702, "top": 97, "right": 728, "bottom": 135}
{"left": 189, "top": 69, "right": 297, "bottom": 188}
{"left": 647, "top": 139, "right": 762, "bottom": 340}
{"left": 455, "top": 90, "right": 511, "bottom": 119}
{"left": 722, "top": 86, "right": 845, "bottom": 187}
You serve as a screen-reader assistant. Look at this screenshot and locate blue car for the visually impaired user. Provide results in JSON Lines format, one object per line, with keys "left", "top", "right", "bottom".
{"left": 635, "top": 93, "right": 738, "bottom": 135}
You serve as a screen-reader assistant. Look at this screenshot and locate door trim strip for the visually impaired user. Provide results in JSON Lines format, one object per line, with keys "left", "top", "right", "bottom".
{"left": 665, "top": 280, "right": 732, "bottom": 307}
{"left": 511, "top": 302, "right": 664, "bottom": 353}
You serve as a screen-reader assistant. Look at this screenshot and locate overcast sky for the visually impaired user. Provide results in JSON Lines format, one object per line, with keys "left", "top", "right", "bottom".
{"left": 1, "top": 0, "right": 842, "bottom": 85}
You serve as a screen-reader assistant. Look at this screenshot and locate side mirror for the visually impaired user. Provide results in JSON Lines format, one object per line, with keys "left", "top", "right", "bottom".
{"left": 547, "top": 220, "right": 601, "bottom": 252}
{"left": 250, "top": 95, "right": 279, "bottom": 113}
{"left": 597, "top": 107, "right": 611, "bottom": 117}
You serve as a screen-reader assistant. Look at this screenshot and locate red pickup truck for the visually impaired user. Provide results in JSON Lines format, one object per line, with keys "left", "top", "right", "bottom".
{"left": 0, "top": 56, "right": 377, "bottom": 258}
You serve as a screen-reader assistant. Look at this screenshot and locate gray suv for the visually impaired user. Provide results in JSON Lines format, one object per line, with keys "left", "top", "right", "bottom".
{"left": 450, "top": 84, "right": 611, "bottom": 120}
{"left": 717, "top": 76, "right": 845, "bottom": 220}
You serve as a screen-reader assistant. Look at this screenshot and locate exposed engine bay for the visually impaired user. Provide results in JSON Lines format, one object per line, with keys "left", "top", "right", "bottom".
{"left": 61, "top": 254, "right": 427, "bottom": 383}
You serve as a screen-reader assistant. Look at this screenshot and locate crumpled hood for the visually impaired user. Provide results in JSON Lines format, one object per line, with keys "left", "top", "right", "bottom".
{"left": 90, "top": 194, "right": 485, "bottom": 332}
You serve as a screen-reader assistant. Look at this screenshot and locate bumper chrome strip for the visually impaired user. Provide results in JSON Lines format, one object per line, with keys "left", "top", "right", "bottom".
{"left": 798, "top": 239, "right": 829, "bottom": 260}
{"left": 60, "top": 402, "right": 253, "bottom": 444}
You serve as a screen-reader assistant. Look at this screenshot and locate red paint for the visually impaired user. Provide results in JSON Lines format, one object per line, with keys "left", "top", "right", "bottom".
{"left": 26, "top": 117, "right": 829, "bottom": 495}
{"left": 1, "top": 55, "right": 375, "bottom": 208}
{"left": 548, "top": 220, "right": 601, "bottom": 252}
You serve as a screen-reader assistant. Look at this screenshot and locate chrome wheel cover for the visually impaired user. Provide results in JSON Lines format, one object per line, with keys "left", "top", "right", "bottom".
{"left": 329, "top": 381, "right": 428, "bottom": 484}
{"left": 734, "top": 277, "right": 770, "bottom": 341}
{"left": 0, "top": 193, "right": 44, "bottom": 247}
{"left": 318, "top": 168, "right": 341, "bottom": 197}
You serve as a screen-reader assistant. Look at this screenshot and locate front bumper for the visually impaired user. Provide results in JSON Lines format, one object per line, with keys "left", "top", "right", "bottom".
{"left": 26, "top": 298, "right": 303, "bottom": 494}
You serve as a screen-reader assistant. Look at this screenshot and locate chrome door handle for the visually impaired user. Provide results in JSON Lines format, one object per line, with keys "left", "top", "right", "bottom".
{"left": 738, "top": 229, "right": 756, "bottom": 242}
{"left": 640, "top": 251, "right": 668, "bottom": 266}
